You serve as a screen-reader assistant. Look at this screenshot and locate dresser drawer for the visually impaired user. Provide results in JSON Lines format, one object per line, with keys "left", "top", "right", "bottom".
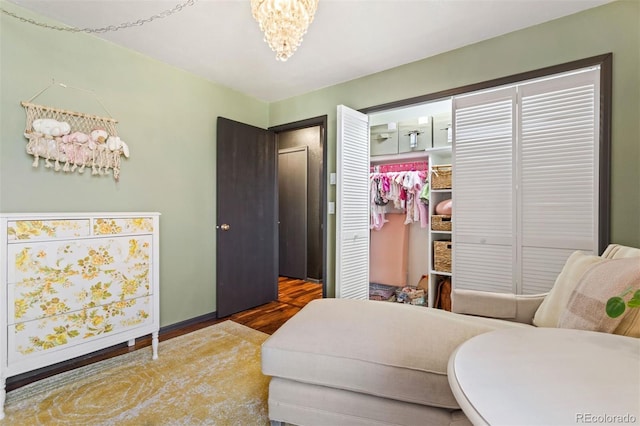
{"left": 8, "top": 295, "right": 154, "bottom": 363}
{"left": 7, "top": 219, "right": 91, "bottom": 242}
{"left": 93, "top": 217, "right": 154, "bottom": 235}
{"left": 7, "top": 235, "right": 152, "bottom": 324}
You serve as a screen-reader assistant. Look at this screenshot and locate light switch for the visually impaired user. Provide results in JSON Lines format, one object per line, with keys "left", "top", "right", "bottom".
{"left": 330, "top": 173, "right": 336, "bottom": 185}
{"left": 328, "top": 202, "right": 335, "bottom": 214}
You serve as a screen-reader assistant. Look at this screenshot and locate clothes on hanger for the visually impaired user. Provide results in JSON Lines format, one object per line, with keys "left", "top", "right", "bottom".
{"left": 369, "top": 169, "right": 429, "bottom": 230}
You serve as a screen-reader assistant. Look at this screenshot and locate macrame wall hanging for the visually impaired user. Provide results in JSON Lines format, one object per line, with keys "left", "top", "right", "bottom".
{"left": 21, "top": 81, "right": 130, "bottom": 181}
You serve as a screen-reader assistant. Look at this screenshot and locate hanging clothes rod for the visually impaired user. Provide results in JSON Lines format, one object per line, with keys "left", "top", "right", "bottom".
{"left": 370, "top": 151, "right": 429, "bottom": 166}
{"left": 370, "top": 161, "right": 428, "bottom": 173}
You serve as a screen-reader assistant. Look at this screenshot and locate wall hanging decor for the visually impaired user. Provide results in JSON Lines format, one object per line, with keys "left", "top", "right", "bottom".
{"left": 21, "top": 81, "right": 129, "bottom": 181}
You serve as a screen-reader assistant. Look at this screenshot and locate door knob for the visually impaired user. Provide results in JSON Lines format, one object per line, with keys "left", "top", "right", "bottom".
{"left": 220, "top": 224, "right": 230, "bottom": 231}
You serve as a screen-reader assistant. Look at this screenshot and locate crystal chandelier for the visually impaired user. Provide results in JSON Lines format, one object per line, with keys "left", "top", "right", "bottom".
{"left": 251, "top": 0, "right": 319, "bottom": 61}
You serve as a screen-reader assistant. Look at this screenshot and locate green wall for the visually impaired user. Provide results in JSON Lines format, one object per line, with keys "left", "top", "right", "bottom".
{"left": 268, "top": 0, "right": 640, "bottom": 296}
{"left": 0, "top": 1, "right": 269, "bottom": 326}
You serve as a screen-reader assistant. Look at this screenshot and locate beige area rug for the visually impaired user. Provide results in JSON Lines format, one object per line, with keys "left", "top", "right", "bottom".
{"left": 2, "top": 321, "right": 271, "bottom": 425}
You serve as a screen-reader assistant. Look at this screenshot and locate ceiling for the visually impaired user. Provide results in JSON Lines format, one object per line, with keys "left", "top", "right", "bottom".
{"left": 7, "top": 0, "right": 613, "bottom": 102}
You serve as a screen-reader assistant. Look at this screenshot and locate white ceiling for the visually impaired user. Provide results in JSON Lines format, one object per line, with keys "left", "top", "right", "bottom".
{"left": 7, "top": 0, "right": 613, "bottom": 102}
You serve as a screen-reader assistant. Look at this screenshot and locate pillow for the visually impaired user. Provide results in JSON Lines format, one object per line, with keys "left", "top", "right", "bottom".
{"left": 602, "top": 244, "right": 640, "bottom": 260}
{"left": 533, "top": 251, "right": 606, "bottom": 328}
{"left": 558, "top": 257, "right": 640, "bottom": 336}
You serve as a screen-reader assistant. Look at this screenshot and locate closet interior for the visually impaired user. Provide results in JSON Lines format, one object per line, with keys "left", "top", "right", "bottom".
{"left": 367, "top": 99, "right": 452, "bottom": 308}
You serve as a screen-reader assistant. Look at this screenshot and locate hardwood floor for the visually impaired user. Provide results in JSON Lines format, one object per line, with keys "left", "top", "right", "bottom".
{"left": 6, "top": 277, "right": 322, "bottom": 392}
{"left": 225, "top": 276, "right": 323, "bottom": 334}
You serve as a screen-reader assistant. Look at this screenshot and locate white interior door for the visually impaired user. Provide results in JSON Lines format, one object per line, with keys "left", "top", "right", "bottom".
{"left": 453, "top": 67, "right": 601, "bottom": 295}
{"left": 453, "top": 87, "right": 517, "bottom": 293}
{"left": 336, "top": 105, "right": 370, "bottom": 299}
{"left": 518, "top": 68, "right": 600, "bottom": 293}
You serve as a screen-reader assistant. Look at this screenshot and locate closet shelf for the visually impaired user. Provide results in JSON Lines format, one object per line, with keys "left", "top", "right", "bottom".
{"left": 431, "top": 189, "right": 452, "bottom": 193}
{"left": 425, "top": 146, "right": 452, "bottom": 154}
{"left": 430, "top": 270, "right": 452, "bottom": 277}
{"left": 431, "top": 230, "right": 452, "bottom": 235}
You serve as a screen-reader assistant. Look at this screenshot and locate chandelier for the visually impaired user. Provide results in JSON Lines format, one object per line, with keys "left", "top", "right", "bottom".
{"left": 251, "top": 0, "right": 319, "bottom": 61}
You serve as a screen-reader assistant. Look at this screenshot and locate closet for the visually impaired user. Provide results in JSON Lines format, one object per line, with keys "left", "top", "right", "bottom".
{"left": 336, "top": 56, "right": 609, "bottom": 307}
{"left": 365, "top": 100, "right": 452, "bottom": 307}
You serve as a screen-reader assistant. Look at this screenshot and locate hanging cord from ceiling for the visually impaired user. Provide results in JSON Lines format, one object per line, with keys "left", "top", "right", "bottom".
{"left": 1, "top": 0, "right": 196, "bottom": 33}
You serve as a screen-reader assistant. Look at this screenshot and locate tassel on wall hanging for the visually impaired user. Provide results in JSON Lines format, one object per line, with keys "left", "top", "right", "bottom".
{"left": 21, "top": 81, "right": 130, "bottom": 181}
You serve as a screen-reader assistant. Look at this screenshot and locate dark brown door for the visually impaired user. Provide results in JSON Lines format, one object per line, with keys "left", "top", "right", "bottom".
{"left": 278, "top": 147, "right": 308, "bottom": 279}
{"left": 216, "top": 117, "right": 278, "bottom": 317}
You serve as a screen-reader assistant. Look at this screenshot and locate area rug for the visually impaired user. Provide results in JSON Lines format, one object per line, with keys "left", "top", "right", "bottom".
{"left": 2, "top": 321, "right": 271, "bottom": 425}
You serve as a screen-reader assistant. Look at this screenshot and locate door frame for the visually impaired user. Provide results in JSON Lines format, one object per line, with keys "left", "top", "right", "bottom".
{"left": 270, "top": 115, "right": 327, "bottom": 297}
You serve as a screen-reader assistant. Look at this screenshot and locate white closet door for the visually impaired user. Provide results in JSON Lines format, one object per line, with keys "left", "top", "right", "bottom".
{"left": 518, "top": 69, "right": 600, "bottom": 293}
{"left": 453, "top": 87, "right": 516, "bottom": 293}
{"left": 336, "top": 105, "right": 370, "bottom": 299}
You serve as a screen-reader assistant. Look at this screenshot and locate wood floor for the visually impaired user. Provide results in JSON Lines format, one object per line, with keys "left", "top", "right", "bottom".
{"left": 6, "top": 276, "right": 322, "bottom": 392}
{"left": 225, "top": 276, "right": 323, "bottom": 334}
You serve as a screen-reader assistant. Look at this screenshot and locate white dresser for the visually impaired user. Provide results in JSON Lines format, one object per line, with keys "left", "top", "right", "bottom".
{"left": 0, "top": 212, "right": 160, "bottom": 418}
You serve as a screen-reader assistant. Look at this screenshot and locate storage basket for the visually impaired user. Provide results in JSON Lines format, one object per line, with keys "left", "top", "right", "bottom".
{"left": 431, "top": 165, "right": 452, "bottom": 189}
{"left": 434, "top": 241, "right": 452, "bottom": 273}
{"left": 431, "top": 215, "right": 452, "bottom": 231}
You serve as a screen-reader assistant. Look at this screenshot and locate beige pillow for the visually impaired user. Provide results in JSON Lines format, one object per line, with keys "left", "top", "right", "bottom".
{"left": 533, "top": 251, "right": 606, "bottom": 327}
{"left": 558, "top": 257, "right": 640, "bottom": 336}
{"left": 602, "top": 244, "right": 640, "bottom": 260}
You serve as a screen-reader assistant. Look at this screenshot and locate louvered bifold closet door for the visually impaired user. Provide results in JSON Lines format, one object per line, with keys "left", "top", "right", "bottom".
{"left": 518, "top": 69, "right": 600, "bottom": 294}
{"left": 336, "top": 105, "right": 370, "bottom": 299}
{"left": 453, "top": 88, "right": 517, "bottom": 293}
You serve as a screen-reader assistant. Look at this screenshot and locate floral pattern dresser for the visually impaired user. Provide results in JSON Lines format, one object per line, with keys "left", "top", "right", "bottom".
{"left": 0, "top": 212, "right": 160, "bottom": 418}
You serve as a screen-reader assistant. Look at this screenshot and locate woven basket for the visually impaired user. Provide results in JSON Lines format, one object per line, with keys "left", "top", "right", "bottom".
{"left": 431, "top": 215, "right": 452, "bottom": 231}
{"left": 434, "top": 241, "right": 452, "bottom": 273}
{"left": 431, "top": 165, "right": 452, "bottom": 189}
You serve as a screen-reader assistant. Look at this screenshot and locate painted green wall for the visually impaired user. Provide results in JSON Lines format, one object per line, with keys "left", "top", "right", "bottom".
{"left": 0, "top": 1, "right": 269, "bottom": 326}
{"left": 268, "top": 0, "right": 640, "bottom": 297}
